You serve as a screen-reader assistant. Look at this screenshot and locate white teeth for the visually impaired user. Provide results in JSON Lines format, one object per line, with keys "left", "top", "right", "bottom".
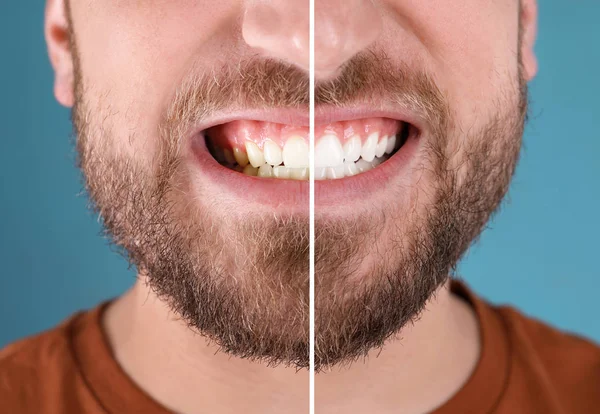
{"left": 343, "top": 135, "right": 362, "bottom": 163}
{"left": 385, "top": 135, "right": 396, "bottom": 154}
{"left": 263, "top": 140, "right": 283, "bottom": 166}
{"left": 233, "top": 147, "right": 249, "bottom": 167}
{"left": 361, "top": 132, "right": 378, "bottom": 162}
{"left": 356, "top": 158, "right": 374, "bottom": 173}
{"left": 245, "top": 141, "right": 265, "bottom": 168}
{"left": 282, "top": 136, "right": 309, "bottom": 168}
{"left": 315, "top": 167, "right": 327, "bottom": 181}
{"left": 326, "top": 165, "right": 345, "bottom": 179}
{"left": 273, "top": 166, "right": 291, "bottom": 179}
{"left": 258, "top": 164, "right": 273, "bottom": 178}
{"left": 315, "top": 134, "right": 344, "bottom": 168}
{"left": 242, "top": 164, "right": 258, "bottom": 176}
{"left": 375, "top": 135, "right": 388, "bottom": 158}
{"left": 222, "top": 130, "right": 396, "bottom": 180}
{"left": 344, "top": 161, "right": 358, "bottom": 177}
{"left": 290, "top": 167, "right": 308, "bottom": 180}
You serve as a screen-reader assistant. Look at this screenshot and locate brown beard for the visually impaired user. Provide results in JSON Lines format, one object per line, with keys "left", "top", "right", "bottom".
{"left": 72, "top": 66, "right": 312, "bottom": 368}
{"left": 312, "top": 52, "right": 527, "bottom": 369}
{"left": 69, "top": 10, "right": 526, "bottom": 369}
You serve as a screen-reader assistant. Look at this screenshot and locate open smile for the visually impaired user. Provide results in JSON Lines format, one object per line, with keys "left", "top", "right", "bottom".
{"left": 189, "top": 110, "right": 422, "bottom": 206}
{"left": 204, "top": 117, "right": 414, "bottom": 180}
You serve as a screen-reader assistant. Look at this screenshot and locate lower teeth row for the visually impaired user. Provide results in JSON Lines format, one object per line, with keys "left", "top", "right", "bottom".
{"left": 208, "top": 132, "right": 405, "bottom": 180}
{"left": 228, "top": 153, "right": 390, "bottom": 180}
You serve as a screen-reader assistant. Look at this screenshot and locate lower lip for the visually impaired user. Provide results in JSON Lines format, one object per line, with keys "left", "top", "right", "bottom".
{"left": 190, "top": 130, "right": 420, "bottom": 208}
{"left": 315, "top": 131, "right": 420, "bottom": 206}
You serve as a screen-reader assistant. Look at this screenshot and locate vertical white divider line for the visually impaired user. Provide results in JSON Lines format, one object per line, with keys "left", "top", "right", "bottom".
{"left": 308, "top": 0, "right": 315, "bottom": 410}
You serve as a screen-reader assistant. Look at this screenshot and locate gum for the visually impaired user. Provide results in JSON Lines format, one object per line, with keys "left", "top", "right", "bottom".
{"left": 206, "top": 118, "right": 402, "bottom": 150}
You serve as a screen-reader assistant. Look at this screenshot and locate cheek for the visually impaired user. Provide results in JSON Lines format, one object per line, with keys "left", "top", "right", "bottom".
{"left": 70, "top": 0, "right": 241, "bottom": 159}
{"left": 384, "top": 0, "right": 520, "bottom": 127}
{"left": 426, "top": 1, "right": 520, "bottom": 127}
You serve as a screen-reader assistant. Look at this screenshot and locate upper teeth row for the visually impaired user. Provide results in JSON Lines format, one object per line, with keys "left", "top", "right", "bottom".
{"left": 228, "top": 132, "right": 397, "bottom": 171}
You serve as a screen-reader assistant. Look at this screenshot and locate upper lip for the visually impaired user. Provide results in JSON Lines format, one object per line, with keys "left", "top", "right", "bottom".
{"left": 186, "top": 103, "right": 424, "bottom": 140}
{"left": 187, "top": 108, "right": 309, "bottom": 139}
{"left": 314, "top": 105, "right": 423, "bottom": 133}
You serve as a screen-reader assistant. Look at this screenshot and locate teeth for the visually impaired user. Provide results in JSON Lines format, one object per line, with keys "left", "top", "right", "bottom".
{"left": 315, "top": 167, "right": 327, "bottom": 181}
{"left": 215, "top": 129, "right": 399, "bottom": 180}
{"left": 375, "top": 135, "right": 387, "bottom": 158}
{"left": 273, "top": 166, "right": 291, "bottom": 178}
{"left": 344, "top": 161, "right": 358, "bottom": 177}
{"left": 343, "top": 135, "right": 362, "bottom": 163}
{"left": 258, "top": 164, "right": 274, "bottom": 178}
{"left": 290, "top": 167, "right": 308, "bottom": 180}
{"left": 282, "top": 136, "right": 309, "bottom": 168}
{"left": 385, "top": 135, "right": 396, "bottom": 154}
{"left": 315, "top": 134, "right": 344, "bottom": 168}
{"left": 242, "top": 164, "right": 258, "bottom": 176}
{"left": 356, "top": 158, "right": 374, "bottom": 173}
{"left": 233, "top": 147, "right": 249, "bottom": 167}
{"left": 361, "top": 132, "right": 378, "bottom": 162}
{"left": 224, "top": 149, "right": 236, "bottom": 165}
{"left": 264, "top": 140, "right": 283, "bottom": 166}
{"left": 245, "top": 141, "right": 265, "bottom": 168}
{"left": 326, "top": 165, "right": 345, "bottom": 179}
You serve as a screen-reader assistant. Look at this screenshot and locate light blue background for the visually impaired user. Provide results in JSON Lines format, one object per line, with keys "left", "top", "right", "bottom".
{"left": 1, "top": 1, "right": 599, "bottom": 347}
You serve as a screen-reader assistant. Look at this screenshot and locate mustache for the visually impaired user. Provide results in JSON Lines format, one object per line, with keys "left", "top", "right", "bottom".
{"left": 164, "top": 49, "right": 447, "bottom": 130}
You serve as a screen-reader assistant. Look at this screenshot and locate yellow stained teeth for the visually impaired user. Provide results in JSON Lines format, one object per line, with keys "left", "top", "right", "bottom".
{"left": 215, "top": 132, "right": 399, "bottom": 180}
{"left": 242, "top": 164, "right": 258, "bottom": 176}
{"left": 290, "top": 167, "right": 308, "bottom": 180}
{"left": 273, "top": 166, "right": 291, "bottom": 178}
{"left": 282, "top": 136, "right": 309, "bottom": 168}
{"left": 245, "top": 141, "right": 265, "bottom": 168}
{"left": 233, "top": 147, "right": 249, "bottom": 167}
{"left": 258, "top": 164, "right": 274, "bottom": 178}
{"left": 224, "top": 149, "right": 236, "bottom": 165}
{"left": 264, "top": 140, "right": 283, "bottom": 166}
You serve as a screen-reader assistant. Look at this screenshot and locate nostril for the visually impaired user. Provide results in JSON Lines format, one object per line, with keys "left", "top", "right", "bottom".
{"left": 314, "top": 2, "right": 382, "bottom": 76}
{"left": 242, "top": 2, "right": 309, "bottom": 70}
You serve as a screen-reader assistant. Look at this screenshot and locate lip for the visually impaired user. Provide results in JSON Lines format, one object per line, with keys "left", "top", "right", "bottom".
{"left": 314, "top": 104, "right": 426, "bottom": 134}
{"left": 315, "top": 127, "right": 420, "bottom": 206}
{"left": 184, "top": 108, "right": 310, "bottom": 139}
{"left": 190, "top": 135, "right": 309, "bottom": 209}
{"left": 188, "top": 107, "right": 425, "bottom": 208}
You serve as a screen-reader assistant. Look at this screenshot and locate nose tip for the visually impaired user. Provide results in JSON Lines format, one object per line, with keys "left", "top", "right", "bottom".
{"left": 242, "top": 1, "right": 310, "bottom": 71}
{"left": 241, "top": 0, "right": 382, "bottom": 78}
{"left": 315, "top": 0, "right": 382, "bottom": 79}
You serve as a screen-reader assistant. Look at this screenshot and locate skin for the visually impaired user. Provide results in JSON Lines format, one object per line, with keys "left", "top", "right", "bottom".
{"left": 46, "top": 0, "right": 537, "bottom": 413}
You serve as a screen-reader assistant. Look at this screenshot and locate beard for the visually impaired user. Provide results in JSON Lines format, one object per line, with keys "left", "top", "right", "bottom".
{"left": 71, "top": 40, "right": 526, "bottom": 369}
{"left": 312, "top": 53, "right": 527, "bottom": 369}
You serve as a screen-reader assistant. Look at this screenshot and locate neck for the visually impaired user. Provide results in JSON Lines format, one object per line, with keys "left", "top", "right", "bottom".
{"left": 316, "top": 280, "right": 480, "bottom": 413}
{"left": 104, "top": 278, "right": 479, "bottom": 414}
{"left": 103, "top": 277, "right": 308, "bottom": 414}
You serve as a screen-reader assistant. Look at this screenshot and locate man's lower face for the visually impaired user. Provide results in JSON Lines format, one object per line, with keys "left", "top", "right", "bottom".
{"left": 74, "top": 48, "right": 526, "bottom": 369}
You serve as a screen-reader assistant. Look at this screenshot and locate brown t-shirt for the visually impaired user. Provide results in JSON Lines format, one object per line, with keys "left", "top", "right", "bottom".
{"left": 1, "top": 281, "right": 599, "bottom": 413}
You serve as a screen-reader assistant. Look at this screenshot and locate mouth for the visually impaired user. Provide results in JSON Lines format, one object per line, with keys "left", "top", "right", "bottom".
{"left": 203, "top": 118, "right": 417, "bottom": 180}
{"left": 188, "top": 111, "right": 422, "bottom": 207}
